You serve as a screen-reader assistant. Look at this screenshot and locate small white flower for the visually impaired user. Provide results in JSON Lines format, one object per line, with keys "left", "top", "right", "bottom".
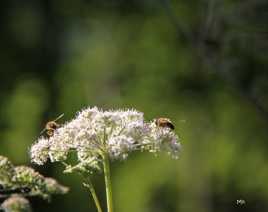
{"left": 30, "top": 138, "right": 50, "bottom": 165}
{"left": 108, "top": 135, "right": 136, "bottom": 159}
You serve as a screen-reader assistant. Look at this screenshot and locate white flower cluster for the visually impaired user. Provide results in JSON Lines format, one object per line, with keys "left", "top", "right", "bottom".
{"left": 31, "top": 107, "right": 181, "bottom": 172}
{"left": 1, "top": 194, "right": 32, "bottom": 212}
{"left": 0, "top": 156, "right": 68, "bottom": 200}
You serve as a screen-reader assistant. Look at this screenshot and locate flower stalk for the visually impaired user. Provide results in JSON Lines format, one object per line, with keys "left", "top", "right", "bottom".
{"left": 102, "top": 153, "right": 113, "bottom": 212}
{"left": 83, "top": 178, "right": 103, "bottom": 212}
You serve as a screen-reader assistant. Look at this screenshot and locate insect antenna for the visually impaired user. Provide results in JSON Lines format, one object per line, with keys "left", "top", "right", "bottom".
{"left": 39, "top": 128, "right": 47, "bottom": 136}
{"left": 53, "top": 113, "right": 64, "bottom": 122}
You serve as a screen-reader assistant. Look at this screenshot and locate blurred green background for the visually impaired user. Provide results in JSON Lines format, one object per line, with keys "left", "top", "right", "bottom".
{"left": 0, "top": 0, "right": 268, "bottom": 211}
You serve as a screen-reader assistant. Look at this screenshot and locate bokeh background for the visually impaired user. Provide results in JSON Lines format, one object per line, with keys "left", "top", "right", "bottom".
{"left": 1, "top": 0, "right": 268, "bottom": 211}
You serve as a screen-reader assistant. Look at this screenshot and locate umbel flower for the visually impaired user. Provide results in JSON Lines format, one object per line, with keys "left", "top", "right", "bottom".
{"left": 31, "top": 107, "right": 180, "bottom": 172}
{"left": 1, "top": 195, "right": 32, "bottom": 212}
{"left": 30, "top": 106, "right": 181, "bottom": 212}
{"left": 0, "top": 156, "right": 68, "bottom": 200}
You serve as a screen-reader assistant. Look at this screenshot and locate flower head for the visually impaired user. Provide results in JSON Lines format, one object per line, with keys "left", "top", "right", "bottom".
{"left": 30, "top": 137, "right": 50, "bottom": 165}
{"left": 13, "top": 166, "right": 69, "bottom": 199}
{"left": 0, "top": 156, "right": 68, "bottom": 200}
{"left": 1, "top": 195, "right": 32, "bottom": 212}
{"left": 0, "top": 156, "right": 16, "bottom": 188}
{"left": 31, "top": 107, "right": 181, "bottom": 173}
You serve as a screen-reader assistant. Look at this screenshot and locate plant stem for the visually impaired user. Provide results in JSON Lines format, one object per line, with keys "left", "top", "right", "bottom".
{"left": 83, "top": 178, "right": 103, "bottom": 212}
{"left": 103, "top": 154, "right": 113, "bottom": 212}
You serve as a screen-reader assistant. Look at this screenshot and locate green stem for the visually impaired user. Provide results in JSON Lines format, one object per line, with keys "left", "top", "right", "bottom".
{"left": 103, "top": 154, "right": 113, "bottom": 212}
{"left": 83, "top": 178, "right": 103, "bottom": 212}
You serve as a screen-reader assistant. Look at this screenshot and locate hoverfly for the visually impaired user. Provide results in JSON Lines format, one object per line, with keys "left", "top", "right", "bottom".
{"left": 40, "top": 114, "right": 64, "bottom": 137}
{"left": 154, "top": 117, "right": 175, "bottom": 130}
